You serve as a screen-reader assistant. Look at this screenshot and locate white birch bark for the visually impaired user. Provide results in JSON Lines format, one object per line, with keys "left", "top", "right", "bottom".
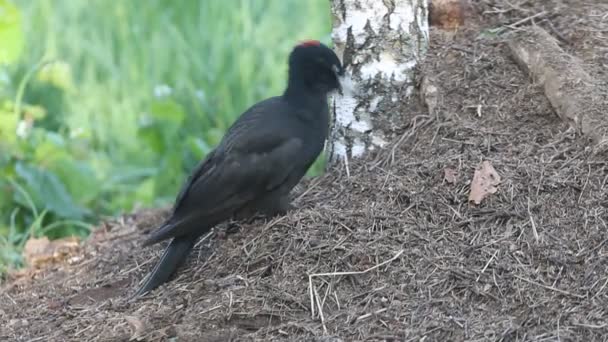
{"left": 328, "top": 0, "right": 430, "bottom": 165}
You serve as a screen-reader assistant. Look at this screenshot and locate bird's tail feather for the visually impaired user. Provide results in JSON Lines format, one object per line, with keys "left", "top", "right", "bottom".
{"left": 135, "top": 234, "right": 197, "bottom": 296}
{"left": 141, "top": 218, "right": 182, "bottom": 247}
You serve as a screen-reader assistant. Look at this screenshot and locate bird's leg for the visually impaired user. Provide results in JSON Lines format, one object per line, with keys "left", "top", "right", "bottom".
{"left": 222, "top": 222, "right": 242, "bottom": 236}
{"left": 227, "top": 194, "right": 294, "bottom": 235}
{"left": 221, "top": 204, "right": 261, "bottom": 238}
{"left": 259, "top": 194, "right": 294, "bottom": 217}
{"left": 232, "top": 204, "right": 259, "bottom": 222}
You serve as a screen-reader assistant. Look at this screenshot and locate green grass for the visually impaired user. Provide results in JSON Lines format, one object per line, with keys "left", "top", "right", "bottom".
{"left": 0, "top": 0, "right": 331, "bottom": 273}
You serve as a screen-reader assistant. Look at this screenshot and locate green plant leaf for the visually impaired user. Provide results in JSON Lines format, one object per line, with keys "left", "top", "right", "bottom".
{"left": 0, "top": 99, "right": 18, "bottom": 145}
{"left": 50, "top": 157, "right": 99, "bottom": 205}
{"left": 0, "top": 0, "right": 24, "bottom": 64}
{"left": 187, "top": 136, "right": 210, "bottom": 158}
{"left": 137, "top": 123, "right": 165, "bottom": 154}
{"left": 14, "top": 162, "right": 89, "bottom": 219}
{"left": 36, "top": 60, "right": 74, "bottom": 92}
{"left": 147, "top": 99, "right": 187, "bottom": 148}
{"left": 34, "top": 131, "right": 68, "bottom": 164}
{"left": 134, "top": 177, "right": 155, "bottom": 206}
{"left": 149, "top": 98, "right": 186, "bottom": 125}
{"left": 205, "top": 127, "right": 225, "bottom": 147}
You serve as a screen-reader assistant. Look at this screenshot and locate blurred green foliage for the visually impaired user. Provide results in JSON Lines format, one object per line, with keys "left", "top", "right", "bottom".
{"left": 0, "top": 0, "right": 331, "bottom": 273}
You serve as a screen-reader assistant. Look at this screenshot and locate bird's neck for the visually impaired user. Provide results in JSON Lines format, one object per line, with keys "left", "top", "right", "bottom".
{"left": 283, "top": 79, "right": 328, "bottom": 110}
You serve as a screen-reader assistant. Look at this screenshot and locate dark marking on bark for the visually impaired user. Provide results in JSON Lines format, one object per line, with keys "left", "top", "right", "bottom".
{"left": 343, "top": 27, "right": 355, "bottom": 68}
{"left": 384, "top": 0, "right": 395, "bottom": 28}
{"left": 340, "top": 0, "right": 347, "bottom": 22}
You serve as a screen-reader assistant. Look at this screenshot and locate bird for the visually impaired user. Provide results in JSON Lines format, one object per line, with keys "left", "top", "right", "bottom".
{"left": 135, "top": 40, "right": 345, "bottom": 296}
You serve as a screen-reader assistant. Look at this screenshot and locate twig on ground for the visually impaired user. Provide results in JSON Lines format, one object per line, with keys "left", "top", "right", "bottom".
{"left": 308, "top": 250, "right": 404, "bottom": 320}
{"left": 514, "top": 275, "right": 586, "bottom": 299}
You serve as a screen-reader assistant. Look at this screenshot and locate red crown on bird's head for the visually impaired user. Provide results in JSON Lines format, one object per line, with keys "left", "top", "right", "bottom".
{"left": 297, "top": 40, "right": 321, "bottom": 48}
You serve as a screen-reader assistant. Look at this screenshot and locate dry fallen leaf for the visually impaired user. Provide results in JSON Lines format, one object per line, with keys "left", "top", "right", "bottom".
{"left": 430, "top": 0, "right": 467, "bottom": 30}
{"left": 468, "top": 161, "right": 501, "bottom": 204}
{"left": 23, "top": 236, "right": 80, "bottom": 268}
{"left": 444, "top": 167, "right": 459, "bottom": 184}
{"left": 125, "top": 315, "right": 146, "bottom": 341}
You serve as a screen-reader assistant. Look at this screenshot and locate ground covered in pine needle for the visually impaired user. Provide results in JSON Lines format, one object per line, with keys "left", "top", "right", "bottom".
{"left": 2, "top": 1, "right": 608, "bottom": 341}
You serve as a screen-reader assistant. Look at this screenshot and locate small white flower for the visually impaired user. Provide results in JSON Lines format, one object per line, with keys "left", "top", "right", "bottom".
{"left": 195, "top": 89, "right": 206, "bottom": 103}
{"left": 70, "top": 127, "right": 84, "bottom": 138}
{"left": 139, "top": 113, "right": 153, "bottom": 126}
{"left": 153, "top": 84, "right": 173, "bottom": 98}
{"left": 16, "top": 120, "right": 29, "bottom": 138}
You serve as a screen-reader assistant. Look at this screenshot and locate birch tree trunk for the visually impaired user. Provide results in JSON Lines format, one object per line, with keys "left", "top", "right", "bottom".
{"left": 328, "top": 0, "right": 430, "bottom": 165}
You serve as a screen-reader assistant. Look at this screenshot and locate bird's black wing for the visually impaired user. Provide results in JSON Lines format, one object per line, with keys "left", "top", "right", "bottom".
{"left": 169, "top": 149, "right": 217, "bottom": 215}
{"left": 167, "top": 97, "right": 286, "bottom": 215}
{"left": 143, "top": 132, "right": 303, "bottom": 244}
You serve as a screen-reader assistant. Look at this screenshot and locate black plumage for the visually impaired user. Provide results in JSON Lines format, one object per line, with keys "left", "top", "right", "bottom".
{"left": 135, "top": 40, "right": 344, "bottom": 296}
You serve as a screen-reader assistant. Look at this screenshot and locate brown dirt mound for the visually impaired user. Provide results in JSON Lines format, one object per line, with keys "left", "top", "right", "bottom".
{"left": 2, "top": 1, "right": 608, "bottom": 341}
